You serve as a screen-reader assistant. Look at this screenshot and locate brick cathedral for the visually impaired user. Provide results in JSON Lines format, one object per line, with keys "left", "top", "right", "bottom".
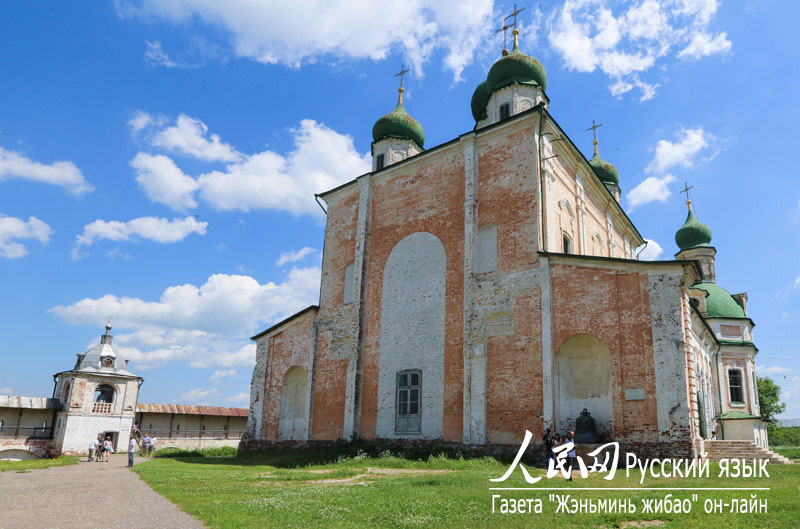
{"left": 243, "top": 28, "right": 771, "bottom": 459}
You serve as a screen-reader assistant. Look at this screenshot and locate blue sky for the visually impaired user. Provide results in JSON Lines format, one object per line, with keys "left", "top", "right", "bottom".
{"left": 1, "top": 0, "right": 799, "bottom": 417}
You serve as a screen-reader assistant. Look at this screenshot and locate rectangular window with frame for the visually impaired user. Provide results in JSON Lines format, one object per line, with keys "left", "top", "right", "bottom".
{"left": 376, "top": 154, "right": 385, "bottom": 170}
{"left": 728, "top": 369, "right": 744, "bottom": 404}
{"left": 396, "top": 369, "right": 421, "bottom": 433}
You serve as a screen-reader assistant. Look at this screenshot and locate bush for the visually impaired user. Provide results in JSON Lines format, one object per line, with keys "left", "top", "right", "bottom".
{"left": 153, "top": 446, "right": 239, "bottom": 459}
{"left": 768, "top": 426, "right": 800, "bottom": 447}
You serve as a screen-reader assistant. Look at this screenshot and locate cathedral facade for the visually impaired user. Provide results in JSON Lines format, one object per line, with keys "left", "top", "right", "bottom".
{"left": 244, "top": 30, "right": 768, "bottom": 459}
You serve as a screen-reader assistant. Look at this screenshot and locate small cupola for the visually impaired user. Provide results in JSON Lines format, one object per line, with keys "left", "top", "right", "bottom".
{"left": 371, "top": 65, "right": 424, "bottom": 171}
{"left": 675, "top": 188, "right": 717, "bottom": 283}
{"left": 586, "top": 123, "right": 621, "bottom": 203}
{"left": 471, "top": 21, "right": 548, "bottom": 127}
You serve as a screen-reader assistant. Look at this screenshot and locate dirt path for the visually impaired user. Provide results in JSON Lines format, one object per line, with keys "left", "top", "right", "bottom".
{"left": 0, "top": 454, "right": 205, "bottom": 529}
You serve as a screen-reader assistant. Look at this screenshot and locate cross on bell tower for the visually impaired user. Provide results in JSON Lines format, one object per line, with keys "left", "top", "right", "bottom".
{"left": 394, "top": 63, "right": 410, "bottom": 103}
{"left": 496, "top": 4, "right": 525, "bottom": 55}
{"left": 586, "top": 120, "right": 603, "bottom": 154}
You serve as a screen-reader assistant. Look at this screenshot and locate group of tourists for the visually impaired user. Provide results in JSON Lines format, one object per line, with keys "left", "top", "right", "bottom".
{"left": 87, "top": 437, "right": 114, "bottom": 463}
{"left": 542, "top": 428, "right": 577, "bottom": 481}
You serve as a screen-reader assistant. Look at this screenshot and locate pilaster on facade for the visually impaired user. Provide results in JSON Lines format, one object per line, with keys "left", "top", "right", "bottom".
{"left": 343, "top": 174, "right": 373, "bottom": 439}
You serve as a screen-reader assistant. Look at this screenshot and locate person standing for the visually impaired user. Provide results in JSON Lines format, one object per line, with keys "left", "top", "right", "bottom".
{"left": 542, "top": 428, "right": 555, "bottom": 467}
{"left": 103, "top": 438, "right": 113, "bottom": 462}
{"left": 565, "top": 430, "right": 576, "bottom": 482}
{"left": 88, "top": 438, "right": 98, "bottom": 462}
{"left": 127, "top": 435, "right": 137, "bottom": 467}
{"left": 142, "top": 433, "right": 151, "bottom": 457}
{"left": 149, "top": 434, "right": 158, "bottom": 456}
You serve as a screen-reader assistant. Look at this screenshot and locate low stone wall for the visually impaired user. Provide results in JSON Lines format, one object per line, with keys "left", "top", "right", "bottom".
{"left": 0, "top": 437, "right": 59, "bottom": 459}
{"left": 152, "top": 438, "right": 241, "bottom": 451}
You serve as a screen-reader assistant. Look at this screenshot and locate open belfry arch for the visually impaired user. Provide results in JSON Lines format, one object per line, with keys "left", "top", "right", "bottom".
{"left": 243, "top": 5, "right": 782, "bottom": 463}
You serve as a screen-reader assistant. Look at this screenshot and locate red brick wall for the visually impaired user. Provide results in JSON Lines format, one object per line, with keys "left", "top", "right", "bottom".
{"left": 359, "top": 149, "right": 466, "bottom": 441}
{"left": 259, "top": 310, "right": 316, "bottom": 441}
{"left": 549, "top": 263, "right": 660, "bottom": 443}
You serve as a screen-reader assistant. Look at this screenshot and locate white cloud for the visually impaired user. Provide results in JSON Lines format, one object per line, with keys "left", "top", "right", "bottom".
{"left": 73, "top": 216, "right": 207, "bottom": 259}
{"left": 180, "top": 387, "right": 219, "bottom": 404}
{"left": 210, "top": 369, "right": 237, "bottom": 381}
{"left": 0, "top": 386, "right": 13, "bottom": 395}
{"left": 129, "top": 110, "right": 155, "bottom": 134}
{"left": 276, "top": 247, "right": 316, "bottom": 266}
{"left": 152, "top": 114, "right": 241, "bottom": 162}
{"left": 793, "top": 276, "right": 800, "bottom": 289}
{"left": 197, "top": 119, "right": 370, "bottom": 216}
{"left": 647, "top": 127, "right": 711, "bottom": 173}
{"left": 678, "top": 31, "right": 731, "bottom": 60}
{"left": 547, "top": 0, "right": 732, "bottom": 100}
{"left": 49, "top": 267, "right": 320, "bottom": 369}
{"left": 0, "top": 146, "right": 93, "bottom": 195}
{"left": 627, "top": 126, "right": 714, "bottom": 210}
{"left": 637, "top": 239, "right": 664, "bottom": 261}
{"left": 131, "top": 152, "right": 200, "bottom": 210}
{"left": 132, "top": 117, "right": 369, "bottom": 216}
{"left": 626, "top": 174, "right": 677, "bottom": 211}
{"left": 144, "top": 40, "right": 181, "bottom": 68}
{"left": 226, "top": 392, "right": 250, "bottom": 403}
{"left": 0, "top": 214, "right": 52, "bottom": 259}
{"left": 117, "top": 0, "right": 493, "bottom": 81}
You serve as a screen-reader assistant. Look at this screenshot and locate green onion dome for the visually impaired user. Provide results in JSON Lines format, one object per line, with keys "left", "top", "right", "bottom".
{"left": 691, "top": 282, "right": 745, "bottom": 318}
{"left": 486, "top": 45, "right": 547, "bottom": 94}
{"left": 470, "top": 30, "right": 547, "bottom": 122}
{"left": 372, "top": 89, "right": 425, "bottom": 148}
{"left": 675, "top": 205, "right": 712, "bottom": 250}
{"left": 470, "top": 80, "right": 490, "bottom": 122}
{"left": 588, "top": 152, "right": 620, "bottom": 186}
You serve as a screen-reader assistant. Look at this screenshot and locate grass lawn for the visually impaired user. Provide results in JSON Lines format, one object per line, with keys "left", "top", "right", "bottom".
{"left": 772, "top": 446, "right": 800, "bottom": 461}
{"left": 134, "top": 446, "right": 800, "bottom": 529}
{"left": 0, "top": 455, "right": 79, "bottom": 472}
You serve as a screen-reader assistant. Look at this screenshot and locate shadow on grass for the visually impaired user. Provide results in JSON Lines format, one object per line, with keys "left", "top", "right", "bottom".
{"left": 152, "top": 439, "right": 531, "bottom": 469}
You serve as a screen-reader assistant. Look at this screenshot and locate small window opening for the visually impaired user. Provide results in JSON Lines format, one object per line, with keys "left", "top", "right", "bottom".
{"left": 396, "top": 370, "right": 421, "bottom": 433}
{"left": 562, "top": 233, "right": 572, "bottom": 254}
{"left": 376, "top": 154, "right": 385, "bottom": 170}
{"left": 728, "top": 369, "right": 744, "bottom": 404}
{"left": 499, "top": 103, "right": 511, "bottom": 121}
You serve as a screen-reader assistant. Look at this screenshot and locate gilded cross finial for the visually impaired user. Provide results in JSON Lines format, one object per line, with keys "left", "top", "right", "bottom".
{"left": 394, "top": 63, "right": 410, "bottom": 103}
{"left": 496, "top": 4, "right": 525, "bottom": 55}
{"left": 586, "top": 120, "right": 603, "bottom": 154}
{"left": 681, "top": 183, "right": 694, "bottom": 208}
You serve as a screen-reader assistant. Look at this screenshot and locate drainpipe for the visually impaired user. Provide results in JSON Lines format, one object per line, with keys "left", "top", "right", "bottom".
{"left": 713, "top": 346, "right": 725, "bottom": 440}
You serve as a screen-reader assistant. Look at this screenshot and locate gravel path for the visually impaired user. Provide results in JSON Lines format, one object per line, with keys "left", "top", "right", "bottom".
{"left": 0, "top": 454, "right": 205, "bottom": 529}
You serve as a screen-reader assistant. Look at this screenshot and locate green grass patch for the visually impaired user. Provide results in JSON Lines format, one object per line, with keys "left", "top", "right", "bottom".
{"left": 772, "top": 446, "right": 800, "bottom": 460}
{"left": 153, "top": 446, "right": 239, "bottom": 459}
{"left": 0, "top": 455, "right": 79, "bottom": 472}
{"left": 134, "top": 445, "right": 800, "bottom": 529}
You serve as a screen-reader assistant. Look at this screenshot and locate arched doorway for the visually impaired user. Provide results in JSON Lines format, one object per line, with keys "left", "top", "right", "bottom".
{"left": 554, "top": 334, "right": 613, "bottom": 437}
{"left": 279, "top": 366, "right": 308, "bottom": 441}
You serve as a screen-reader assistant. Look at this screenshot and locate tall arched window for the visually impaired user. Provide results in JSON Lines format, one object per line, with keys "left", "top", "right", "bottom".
{"left": 92, "top": 384, "right": 115, "bottom": 414}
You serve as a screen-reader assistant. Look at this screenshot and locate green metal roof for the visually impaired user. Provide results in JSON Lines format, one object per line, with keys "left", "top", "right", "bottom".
{"left": 692, "top": 282, "right": 746, "bottom": 318}
{"left": 588, "top": 152, "right": 619, "bottom": 185}
{"left": 675, "top": 207, "right": 712, "bottom": 250}
{"left": 372, "top": 97, "right": 425, "bottom": 148}
{"left": 719, "top": 410, "right": 760, "bottom": 420}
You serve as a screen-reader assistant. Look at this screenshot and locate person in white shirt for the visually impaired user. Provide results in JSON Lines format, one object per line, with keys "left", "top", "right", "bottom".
{"left": 88, "top": 439, "right": 98, "bottom": 462}
{"left": 127, "top": 436, "right": 137, "bottom": 467}
{"left": 149, "top": 435, "right": 157, "bottom": 456}
{"left": 103, "top": 439, "right": 113, "bottom": 462}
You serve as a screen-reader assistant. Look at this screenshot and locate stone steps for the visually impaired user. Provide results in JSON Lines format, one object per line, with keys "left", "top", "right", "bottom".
{"left": 702, "top": 441, "right": 793, "bottom": 465}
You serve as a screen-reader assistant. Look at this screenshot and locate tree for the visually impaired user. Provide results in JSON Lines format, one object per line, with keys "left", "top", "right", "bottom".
{"left": 757, "top": 376, "right": 786, "bottom": 422}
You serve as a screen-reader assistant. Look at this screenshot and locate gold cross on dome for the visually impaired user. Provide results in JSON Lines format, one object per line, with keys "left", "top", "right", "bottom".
{"left": 394, "top": 64, "right": 410, "bottom": 88}
{"left": 681, "top": 182, "right": 694, "bottom": 204}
